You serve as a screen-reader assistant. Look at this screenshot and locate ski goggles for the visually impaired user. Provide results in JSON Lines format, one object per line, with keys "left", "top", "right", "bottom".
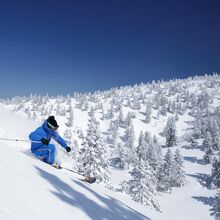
{"left": 47, "top": 122, "right": 59, "bottom": 130}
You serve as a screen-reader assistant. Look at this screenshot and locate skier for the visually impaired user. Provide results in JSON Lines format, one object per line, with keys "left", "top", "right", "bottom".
{"left": 29, "top": 116, "right": 71, "bottom": 168}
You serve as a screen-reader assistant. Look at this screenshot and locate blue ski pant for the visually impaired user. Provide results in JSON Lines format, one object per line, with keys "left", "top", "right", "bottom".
{"left": 32, "top": 144, "right": 56, "bottom": 165}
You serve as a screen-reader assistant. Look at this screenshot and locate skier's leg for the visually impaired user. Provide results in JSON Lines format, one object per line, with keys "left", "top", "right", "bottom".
{"left": 32, "top": 145, "right": 48, "bottom": 161}
{"left": 45, "top": 144, "right": 55, "bottom": 164}
{"left": 32, "top": 144, "right": 55, "bottom": 165}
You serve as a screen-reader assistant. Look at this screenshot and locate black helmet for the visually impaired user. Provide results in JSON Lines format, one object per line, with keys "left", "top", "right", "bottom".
{"left": 47, "top": 116, "right": 59, "bottom": 130}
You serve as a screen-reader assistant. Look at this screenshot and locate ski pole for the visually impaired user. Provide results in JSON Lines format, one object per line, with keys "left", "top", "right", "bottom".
{"left": 0, "top": 137, "right": 41, "bottom": 144}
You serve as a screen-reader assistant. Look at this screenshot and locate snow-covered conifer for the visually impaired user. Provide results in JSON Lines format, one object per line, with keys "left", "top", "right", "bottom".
{"left": 158, "top": 149, "right": 174, "bottom": 192}
{"left": 125, "top": 160, "right": 160, "bottom": 211}
{"left": 172, "top": 149, "right": 185, "bottom": 187}
{"left": 203, "top": 131, "right": 214, "bottom": 163}
{"left": 211, "top": 191, "right": 220, "bottom": 220}
{"left": 163, "top": 116, "right": 177, "bottom": 147}
{"left": 145, "top": 103, "right": 152, "bottom": 123}
{"left": 109, "top": 120, "right": 119, "bottom": 148}
{"left": 115, "top": 143, "right": 125, "bottom": 169}
{"left": 136, "top": 131, "right": 146, "bottom": 161}
{"left": 160, "top": 105, "right": 167, "bottom": 116}
{"left": 211, "top": 157, "right": 220, "bottom": 189}
{"left": 66, "top": 105, "right": 74, "bottom": 127}
{"left": 124, "top": 112, "right": 133, "bottom": 127}
{"left": 79, "top": 115, "right": 111, "bottom": 187}
{"left": 124, "top": 124, "right": 136, "bottom": 168}
{"left": 118, "top": 109, "right": 124, "bottom": 127}
{"left": 106, "top": 103, "right": 114, "bottom": 119}
{"left": 63, "top": 128, "right": 72, "bottom": 146}
{"left": 132, "top": 96, "right": 141, "bottom": 110}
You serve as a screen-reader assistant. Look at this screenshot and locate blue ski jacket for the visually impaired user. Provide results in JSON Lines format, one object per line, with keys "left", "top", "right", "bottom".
{"left": 29, "top": 120, "right": 68, "bottom": 151}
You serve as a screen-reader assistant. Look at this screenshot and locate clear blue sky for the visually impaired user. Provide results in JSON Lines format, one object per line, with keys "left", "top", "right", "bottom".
{"left": 0, "top": 0, "right": 219, "bottom": 98}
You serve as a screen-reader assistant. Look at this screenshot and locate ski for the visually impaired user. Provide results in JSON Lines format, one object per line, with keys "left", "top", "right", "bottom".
{"left": 22, "top": 151, "right": 96, "bottom": 184}
{"left": 60, "top": 166, "right": 96, "bottom": 184}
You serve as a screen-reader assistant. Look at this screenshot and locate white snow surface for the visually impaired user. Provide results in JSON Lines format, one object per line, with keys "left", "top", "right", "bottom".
{"left": 0, "top": 106, "right": 215, "bottom": 220}
{"left": 0, "top": 108, "right": 150, "bottom": 220}
{"left": 0, "top": 74, "right": 218, "bottom": 220}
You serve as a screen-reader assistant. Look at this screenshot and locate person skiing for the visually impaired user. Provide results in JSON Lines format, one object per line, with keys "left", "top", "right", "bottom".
{"left": 29, "top": 116, "right": 71, "bottom": 168}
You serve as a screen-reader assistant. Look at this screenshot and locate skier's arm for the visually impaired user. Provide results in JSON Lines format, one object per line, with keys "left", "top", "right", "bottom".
{"left": 51, "top": 132, "right": 68, "bottom": 149}
{"left": 29, "top": 130, "right": 42, "bottom": 142}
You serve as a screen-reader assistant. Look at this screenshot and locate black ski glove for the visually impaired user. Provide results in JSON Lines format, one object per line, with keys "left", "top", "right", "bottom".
{"left": 66, "top": 146, "right": 71, "bottom": 152}
{"left": 41, "top": 138, "right": 49, "bottom": 145}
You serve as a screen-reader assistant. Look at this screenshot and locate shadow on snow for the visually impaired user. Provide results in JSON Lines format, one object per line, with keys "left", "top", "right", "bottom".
{"left": 183, "top": 156, "right": 206, "bottom": 165}
{"left": 192, "top": 196, "right": 215, "bottom": 207}
{"left": 35, "top": 166, "right": 150, "bottom": 220}
{"left": 186, "top": 173, "right": 212, "bottom": 190}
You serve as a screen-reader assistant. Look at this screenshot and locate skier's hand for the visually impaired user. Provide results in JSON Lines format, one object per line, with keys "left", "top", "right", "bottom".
{"left": 66, "top": 146, "right": 71, "bottom": 152}
{"left": 41, "top": 138, "right": 49, "bottom": 145}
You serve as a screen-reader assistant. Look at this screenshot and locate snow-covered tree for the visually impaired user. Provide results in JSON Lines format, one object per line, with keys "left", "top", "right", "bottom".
{"left": 136, "top": 131, "right": 146, "bottom": 161}
{"left": 114, "top": 143, "right": 126, "bottom": 169}
{"left": 66, "top": 104, "right": 74, "bottom": 127}
{"left": 186, "top": 134, "right": 198, "bottom": 148}
{"left": 124, "top": 124, "right": 136, "bottom": 168}
{"left": 158, "top": 149, "right": 174, "bottom": 192}
{"left": 211, "top": 157, "right": 220, "bottom": 189}
{"left": 118, "top": 109, "right": 124, "bottom": 127}
{"left": 109, "top": 119, "right": 119, "bottom": 148}
{"left": 145, "top": 103, "right": 152, "bottom": 123}
{"left": 124, "top": 112, "right": 134, "bottom": 127}
{"left": 160, "top": 105, "right": 167, "bottom": 116}
{"left": 211, "top": 191, "right": 220, "bottom": 220}
{"left": 125, "top": 160, "right": 160, "bottom": 211}
{"left": 172, "top": 149, "right": 185, "bottom": 187}
{"left": 203, "top": 131, "right": 214, "bottom": 163}
{"left": 106, "top": 103, "right": 114, "bottom": 119}
{"left": 79, "top": 115, "right": 111, "bottom": 187}
{"left": 163, "top": 116, "right": 177, "bottom": 147}
{"left": 100, "top": 103, "right": 105, "bottom": 120}
{"left": 63, "top": 128, "right": 73, "bottom": 146}
{"left": 132, "top": 96, "right": 141, "bottom": 110}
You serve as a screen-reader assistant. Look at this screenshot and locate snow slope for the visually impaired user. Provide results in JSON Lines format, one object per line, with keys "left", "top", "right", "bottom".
{"left": 158, "top": 143, "right": 215, "bottom": 220}
{"left": 0, "top": 108, "right": 151, "bottom": 220}
{"left": 0, "top": 104, "right": 215, "bottom": 219}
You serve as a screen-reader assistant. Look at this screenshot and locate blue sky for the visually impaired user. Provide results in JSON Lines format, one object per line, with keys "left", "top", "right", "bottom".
{"left": 0, "top": 0, "right": 219, "bottom": 98}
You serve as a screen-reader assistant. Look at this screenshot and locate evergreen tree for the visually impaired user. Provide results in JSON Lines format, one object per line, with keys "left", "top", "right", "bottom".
{"left": 211, "top": 191, "right": 220, "bottom": 220}
{"left": 118, "top": 109, "right": 124, "bottom": 127}
{"left": 106, "top": 103, "right": 114, "bottom": 119}
{"left": 145, "top": 104, "right": 152, "bottom": 123}
{"left": 203, "top": 131, "right": 214, "bottom": 163}
{"left": 124, "top": 124, "right": 136, "bottom": 168}
{"left": 160, "top": 105, "right": 167, "bottom": 116}
{"left": 100, "top": 103, "right": 105, "bottom": 120}
{"left": 163, "top": 116, "right": 177, "bottom": 147}
{"left": 63, "top": 128, "right": 73, "bottom": 146}
{"left": 79, "top": 115, "right": 111, "bottom": 187}
{"left": 109, "top": 120, "right": 119, "bottom": 148}
{"left": 158, "top": 149, "right": 174, "bottom": 192}
{"left": 146, "top": 143, "right": 160, "bottom": 187}
{"left": 66, "top": 105, "right": 74, "bottom": 127}
{"left": 136, "top": 131, "right": 146, "bottom": 161}
{"left": 124, "top": 112, "right": 133, "bottom": 127}
{"left": 125, "top": 160, "right": 160, "bottom": 211}
{"left": 172, "top": 149, "right": 185, "bottom": 187}
{"left": 192, "top": 118, "right": 204, "bottom": 139}
{"left": 152, "top": 136, "right": 163, "bottom": 187}
{"left": 132, "top": 96, "right": 141, "bottom": 110}
{"left": 115, "top": 143, "right": 125, "bottom": 169}
{"left": 211, "top": 157, "right": 220, "bottom": 189}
